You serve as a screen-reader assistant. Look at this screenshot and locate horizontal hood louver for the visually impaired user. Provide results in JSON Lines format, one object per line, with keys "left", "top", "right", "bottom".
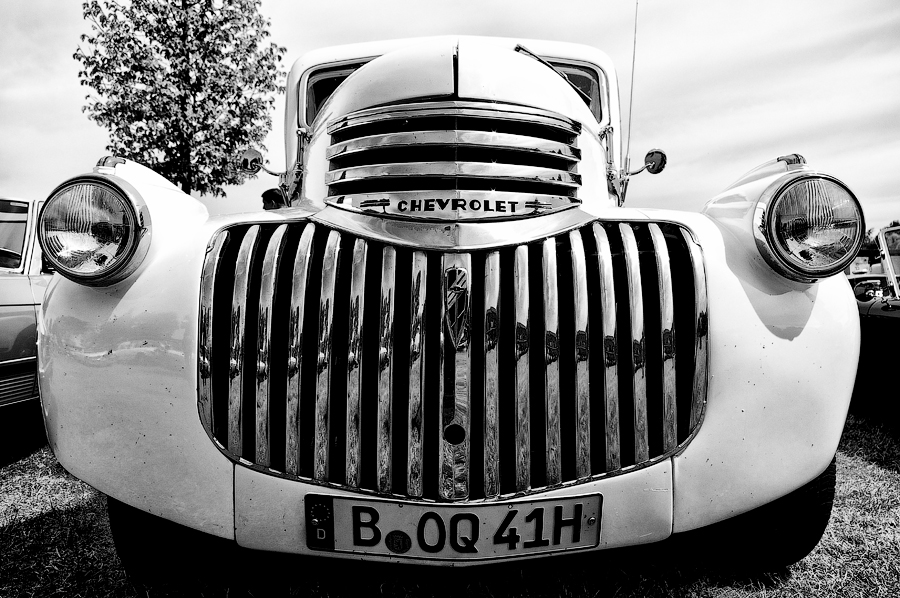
{"left": 324, "top": 101, "right": 584, "bottom": 220}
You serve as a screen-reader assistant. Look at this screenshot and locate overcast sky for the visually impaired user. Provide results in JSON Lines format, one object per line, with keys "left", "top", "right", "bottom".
{"left": 1, "top": 0, "right": 898, "bottom": 230}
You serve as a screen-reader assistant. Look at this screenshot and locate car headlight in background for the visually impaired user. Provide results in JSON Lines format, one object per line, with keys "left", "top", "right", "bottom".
{"left": 39, "top": 175, "right": 151, "bottom": 286}
{"left": 754, "top": 174, "right": 863, "bottom": 282}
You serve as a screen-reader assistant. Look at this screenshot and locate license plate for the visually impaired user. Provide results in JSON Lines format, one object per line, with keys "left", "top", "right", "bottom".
{"left": 305, "top": 493, "right": 601, "bottom": 561}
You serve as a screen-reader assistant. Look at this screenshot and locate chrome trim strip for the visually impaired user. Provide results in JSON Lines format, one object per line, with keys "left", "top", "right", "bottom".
{"left": 327, "top": 130, "right": 580, "bottom": 162}
{"left": 569, "top": 230, "right": 591, "bottom": 479}
{"left": 439, "top": 253, "right": 472, "bottom": 500}
{"left": 311, "top": 205, "right": 596, "bottom": 252}
{"left": 407, "top": 251, "right": 427, "bottom": 497}
{"left": 286, "top": 224, "right": 316, "bottom": 476}
{"left": 376, "top": 246, "right": 397, "bottom": 493}
{"left": 345, "top": 238, "right": 368, "bottom": 487}
{"left": 255, "top": 225, "right": 288, "bottom": 467}
{"left": 542, "top": 238, "right": 561, "bottom": 486}
{"left": 326, "top": 162, "right": 582, "bottom": 188}
{"left": 513, "top": 246, "right": 531, "bottom": 491}
{"left": 682, "top": 229, "right": 709, "bottom": 430}
{"left": 228, "top": 226, "right": 260, "bottom": 456}
{"left": 0, "top": 356, "right": 37, "bottom": 367}
{"left": 592, "top": 223, "right": 619, "bottom": 471}
{"left": 328, "top": 100, "right": 582, "bottom": 136}
{"left": 483, "top": 251, "right": 501, "bottom": 498}
{"left": 619, "top": 224, "right": 648, "bottom": 463}
{"left": 649, "top": 224, "right": 677, "bottom": 452}
{"left": 314, "top": 230, "right": 341, "bottom": 481}
{"left": 198, "top": 231, "right": 229, "bottom": 437}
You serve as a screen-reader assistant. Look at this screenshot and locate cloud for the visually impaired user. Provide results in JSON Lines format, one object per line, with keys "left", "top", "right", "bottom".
{"left": 3, "top": 0, "right": 898, "bottom": 228}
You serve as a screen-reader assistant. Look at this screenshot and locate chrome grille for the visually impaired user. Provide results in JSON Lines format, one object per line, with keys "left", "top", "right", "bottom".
{"left": 0, "top": 359, "right": 39, "bottom": 407}
{"left": 325, "top": 101, "right": 583, "bottom": 209}
{"left": 198, "top": 221, "right": 708, "bottom": 501}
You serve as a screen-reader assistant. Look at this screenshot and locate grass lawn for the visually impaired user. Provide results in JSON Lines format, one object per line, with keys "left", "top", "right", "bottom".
{"left": 1, "top": 413, "right": 898, "bottom": 597}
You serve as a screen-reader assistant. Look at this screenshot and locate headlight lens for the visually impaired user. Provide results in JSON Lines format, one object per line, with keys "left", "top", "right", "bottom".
{"left": 39, "top": 176, "right": 150, "bottom": 285}
{"left": 757, "top": 175, "right": 863, "bottom": 281}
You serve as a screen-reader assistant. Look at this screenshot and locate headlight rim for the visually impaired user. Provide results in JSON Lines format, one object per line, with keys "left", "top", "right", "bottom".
{"left": 753, "top": 171, "right": 864, "bottom": 283}
{"left": 38, "top": 173, "right": 152, "bottom": 287}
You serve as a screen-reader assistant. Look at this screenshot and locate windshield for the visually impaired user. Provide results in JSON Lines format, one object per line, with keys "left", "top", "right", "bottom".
{"left": 306, "top": 63, "right": 367, "bottom": 124}
{"left": 304, "top": 59, "right": 605, "bottom": 125}
{"left": 0, "top": 199, "right": 28, "bottom": 269}
{"left": 552, "top": 63, "right": 603, "bottom": 122}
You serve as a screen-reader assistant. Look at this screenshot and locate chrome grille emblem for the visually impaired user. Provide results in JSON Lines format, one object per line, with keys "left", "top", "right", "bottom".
{"left": 443, "top": 267, "right": 470, "bottom": 350}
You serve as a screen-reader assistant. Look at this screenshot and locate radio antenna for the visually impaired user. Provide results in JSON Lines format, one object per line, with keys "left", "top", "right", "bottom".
{"left": 624, "top": 0, "right": 640, "bottom": 173}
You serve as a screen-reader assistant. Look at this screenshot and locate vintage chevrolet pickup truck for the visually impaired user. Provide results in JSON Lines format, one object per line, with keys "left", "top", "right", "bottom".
{"left": 36, "top": 36, "right": 863, "bottom": 583}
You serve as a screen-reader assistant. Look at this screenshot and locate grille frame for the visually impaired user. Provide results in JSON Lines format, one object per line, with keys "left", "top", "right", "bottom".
{"left": 197, "top": 218, "right": 709, "bottom": 503}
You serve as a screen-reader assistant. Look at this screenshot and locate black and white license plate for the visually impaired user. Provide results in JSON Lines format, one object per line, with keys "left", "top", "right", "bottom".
{"left": 305, "top": 493, "right": 601, "bottom": 561}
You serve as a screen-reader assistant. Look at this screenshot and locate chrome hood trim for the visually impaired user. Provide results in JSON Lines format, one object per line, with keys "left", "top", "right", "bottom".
{"left": 310, "top": 205, "right": 598, "bottom": 251}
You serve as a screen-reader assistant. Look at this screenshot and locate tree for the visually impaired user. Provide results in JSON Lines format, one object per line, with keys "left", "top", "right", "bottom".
{"left": 75, "top": 0, "right": 285, "bottom": 197}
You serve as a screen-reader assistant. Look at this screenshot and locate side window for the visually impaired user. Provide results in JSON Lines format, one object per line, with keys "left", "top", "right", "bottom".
{"left": 305, "top": 64, "right": 366, "bottom": 125}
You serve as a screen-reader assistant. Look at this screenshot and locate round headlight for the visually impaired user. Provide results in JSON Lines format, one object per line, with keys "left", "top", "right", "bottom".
{"left": 755, "top": 174, "right": 863, "bottom": 281}
{"left": 39, "top": 175, "right": 151, "bottom": 286}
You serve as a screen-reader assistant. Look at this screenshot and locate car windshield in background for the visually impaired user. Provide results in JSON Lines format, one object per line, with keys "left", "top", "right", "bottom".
{"left": 884, "top": 230, "right": 900, "bottom": 254}
{"left": 884, "top": 229, "right": 900, "bottom": 282}
{"left": 0, "top": 199, "right": 28, "bottom": 269}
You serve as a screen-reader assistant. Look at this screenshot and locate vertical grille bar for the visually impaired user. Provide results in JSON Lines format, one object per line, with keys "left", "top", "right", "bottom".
{"left": 286, "top": 224, "right": 316, "bottom": 476}
{"left": 649, "top": 224, "right": 677, "bottom": 451}
{"left": 483, "top": 251, "right": 501, "bottom": 498}
{"left": 568, "top": 230, "right": 591, "bottom": 479}
{"left": 513, "top": 246, "right": 531, "bottom": 492}
{"left": 255, "top": 225, "right": 288, "bottom": 467}
{"left": 314, "top": 230, "right": 342, "bottom": 481}
{"left": 407, "top": 251, "right": 427, "bottom": 497}
{"left": 682, "top": 229, "right": 709, "bottom": 429}
{"left": 228, "top": 226, "right": 260, "bottom": 456}
{"left": 542, "top": 239, "right": 561, "bottom": 485}
{"left": 439, "top": 253, "right": 473, "bottom": 500}
{"left": 592, "top": 223, "right": 620, "bottom": 471}
{"left": 198, "top": 231, "right": 229, "bottom": 436}
{"left": 619, "top": 224, "right": 648, "bottom": 463}
{"left": 345, "top": 238, "right": 368, "bottom": 486}
{"left": 376, "top": 246, "right": 397, "bottom": 492}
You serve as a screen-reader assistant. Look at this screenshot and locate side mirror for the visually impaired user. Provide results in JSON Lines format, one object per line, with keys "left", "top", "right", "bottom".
{"left": 626, "top": 149, "right": 667, "bottom": 176}
{"left": 239, "top": 148, "right": 264, "bottom": 174}
{"left": 644, "top": 149, "right": 667, "bottom": 175}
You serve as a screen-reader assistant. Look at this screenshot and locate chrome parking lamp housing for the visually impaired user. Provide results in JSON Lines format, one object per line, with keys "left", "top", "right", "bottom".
{"left": 753, "top": 173, "right": 863, "bottom": 282}
{"left": 38, "top": 174, "right": 151, "bottom": 286}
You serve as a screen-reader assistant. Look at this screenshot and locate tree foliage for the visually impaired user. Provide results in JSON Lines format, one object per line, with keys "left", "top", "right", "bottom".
{"left": 75, "top": 0, "right": 285, "bottom": 196}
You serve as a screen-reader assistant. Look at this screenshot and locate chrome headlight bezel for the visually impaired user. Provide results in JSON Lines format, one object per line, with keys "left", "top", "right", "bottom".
{"left": 38, "top": 174, "right": 152, "bottom": 286}
{"left": 753, "top": 172, "right": 864, "bottom": 283}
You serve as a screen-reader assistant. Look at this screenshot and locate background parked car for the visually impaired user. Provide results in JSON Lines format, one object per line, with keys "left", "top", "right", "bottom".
{"left": 850, "top": 226, "right": 900, "bottom": 418}
{"left": 0, "top": 197, "right": 52, "bottom": 462}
